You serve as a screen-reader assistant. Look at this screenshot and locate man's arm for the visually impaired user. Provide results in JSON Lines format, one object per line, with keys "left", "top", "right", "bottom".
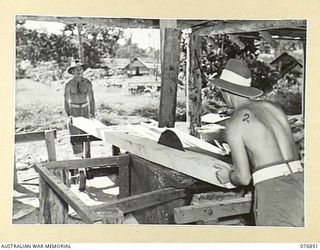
{"left": 87, "top": 80, "right": 95, "bottom": 118}
{"left": 64, "top": 83, "right": 71, "bottom": 116}
{"left": 226, "top": 114, "right": 252, "bottom": 186}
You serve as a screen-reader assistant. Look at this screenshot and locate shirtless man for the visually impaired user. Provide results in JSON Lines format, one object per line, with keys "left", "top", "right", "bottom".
{"left": 64, "top": 60, "right": 95, "bottom": 157}
{"left": 212, "top": 59, "right": 304, "bottom": 226}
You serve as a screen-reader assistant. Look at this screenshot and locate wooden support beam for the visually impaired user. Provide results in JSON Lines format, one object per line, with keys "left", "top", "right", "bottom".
{"left": 186, "top": 33, "right": 191, "bottom": 124}
{"left": 159, "top": 20, "right": 181, "bottom": 128}
{"left": 70, "top": 134, "right": 101, "bottom": 143}
{"left": 15, "top": 130, "right": 57, "bottom": 143}
{"left": 188, "top": 33, "right": 202, "bottom": 136}
{"left": 44, "top": 130, "right": 57, "bottom": 162}
{"left": 16, "top": 15, "right": 210, "bottom": 29}
{"left": 112, "top": 145, "right": 121, "bottom": 156}
{"left": 118, "top": 164, "right": 130, "bottom": 198}
{"left": 77, "top": 23, "right": 84, "bottom": 63}
{"left": 45, "top": 155, "right": 130, "bottom": 170}
{"left": 86, "top": 166, "right": 119, "bottom": 179}
{"left": 196, "top": 20, "right": 306, "bottom": 36}
{"left": 39, "top": 130, "right": 69, "bottom": 223}
{"left": 174, "top": 197, "right": 252, "bottom": 224}
{"left": 16, "top": 15, "right": 160, "bottom": 29}
{"left": 302, "top": 41, "right": 306, "bottom": 118}
{"left": 35, "top": 164, "right": 101, "bottom": 224}
{"left": 90, "top": 187, "right": 186, "bottom": 213}
{"left": 39, "top": 176, "right": 68, "bottom": 224}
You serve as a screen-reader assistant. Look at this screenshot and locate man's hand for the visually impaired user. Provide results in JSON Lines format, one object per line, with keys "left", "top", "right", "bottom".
{"left": 216, "top": 165, "right": 232, "bottom": 184}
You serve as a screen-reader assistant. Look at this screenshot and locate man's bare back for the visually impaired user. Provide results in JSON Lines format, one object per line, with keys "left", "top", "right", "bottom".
{"left": 212, "top": 59, "right": 303, "bottom": 226}
{"left": 227, "top": 100, "right": 298, "bottom": 172}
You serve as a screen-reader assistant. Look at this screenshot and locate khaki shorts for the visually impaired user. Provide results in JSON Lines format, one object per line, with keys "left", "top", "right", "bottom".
{"left": 254, "top": 172, "right": 304, "bottom": 227}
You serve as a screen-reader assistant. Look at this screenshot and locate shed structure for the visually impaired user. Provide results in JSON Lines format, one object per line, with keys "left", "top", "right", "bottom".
{"left": 270, "top": 52, "right": 303, "bottom": 76}
{"left": 16, "top": 15, "right": 307, "bottom": 225}
{"left": 17, "top": 16, "right": 307, "bottom": 132}
{"left": 124, "top": 58, "right": 149, "bottom": 75}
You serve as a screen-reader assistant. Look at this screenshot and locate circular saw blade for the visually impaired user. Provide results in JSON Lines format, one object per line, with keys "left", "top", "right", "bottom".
{"left": 158, "top": 129, "right": 185, "bottom": 151}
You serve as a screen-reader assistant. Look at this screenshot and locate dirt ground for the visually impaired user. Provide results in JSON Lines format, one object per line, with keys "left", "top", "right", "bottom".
{"left": 13, "top": 129, "right": 139, "bottom": 224}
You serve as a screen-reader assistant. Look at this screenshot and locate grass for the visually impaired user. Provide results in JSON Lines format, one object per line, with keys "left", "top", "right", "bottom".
{"left": 15, "top": 76, "right": 187, "bottom": 132}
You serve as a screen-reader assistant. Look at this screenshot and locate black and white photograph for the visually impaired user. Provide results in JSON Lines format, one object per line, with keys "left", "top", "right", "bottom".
{"left": 13, "top": 15, "right": 306, "bottom": 227}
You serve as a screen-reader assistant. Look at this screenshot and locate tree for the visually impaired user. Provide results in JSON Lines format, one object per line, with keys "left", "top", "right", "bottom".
{"left": 80, "top": 24, "right": 124, "bottom": 67}
{"left": 115, "top": 36, "right": 147, "bottom": 58}
{"left": 16, "top": 21, "right": 125, "bottom": 68}
{"left": 16, "top": 21, "right": 78, "bottom": 66}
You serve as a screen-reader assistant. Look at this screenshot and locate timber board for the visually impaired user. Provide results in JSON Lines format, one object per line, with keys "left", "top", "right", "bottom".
{"left": 71, "top": 117, "right": 235, "bottom": 188}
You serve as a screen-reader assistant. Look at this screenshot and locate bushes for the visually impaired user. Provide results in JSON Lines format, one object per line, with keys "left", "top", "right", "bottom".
{"left": 265, "top": 74, "right": 303, "bottom": 115}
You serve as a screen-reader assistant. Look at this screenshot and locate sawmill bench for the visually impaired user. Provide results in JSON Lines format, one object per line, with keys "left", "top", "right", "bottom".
{"left": 34, "top": 152, "right": 254, "bottom": 225}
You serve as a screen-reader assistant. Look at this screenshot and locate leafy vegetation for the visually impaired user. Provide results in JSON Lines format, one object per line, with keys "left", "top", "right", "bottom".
{"left": 179, "top": 33, "right": 304, "bottom": 115}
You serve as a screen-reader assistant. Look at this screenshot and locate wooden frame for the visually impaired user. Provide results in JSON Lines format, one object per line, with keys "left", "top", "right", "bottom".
{"left": 174, "top": 197, "right": 253, "bottom": 224}
{"left": 34, "top": 154, "right": 191, "bottom": 224}
{"left": 35, "top": 154, "right": 252, "bottom": 225}
{"left": 14, "top": 130, "right": 57, "bottom": 187}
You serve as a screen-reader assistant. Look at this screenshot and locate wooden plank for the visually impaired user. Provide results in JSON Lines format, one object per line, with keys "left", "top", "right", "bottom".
{"left": 71, "top": 117, "right": 234, "bottom": 188}
{"left": 39, "top": 175, "right": 68, "bottom": 224}
{"left": 140, "top": 123, "right": 226, "bottom": 155}
{"left": 70, "top": 117, "right": 107, "bottom": 138}
{"left": 90, "top": 187, "right": 186, "bottom": 213}
{"left": 186, "top": 33, "right": 191, "bottom": 124}
{"left": 174, "top": 197, "right": 252, "bottom": 224}
{"left": 159, "top": 22, "right": 181, "bottom": 128}
{"left": 196, "top": 20, "right": 306, "bottom": 36}
{"left": 15, "top": 130, "right": 57, "bottom": 143}
{"left": 16, "top": 15, "right": 210, "bottom": 29}
{"left": 45, "top": 155, "right": 130, "bottom": 169}
{"left": 70, "top": 134, "right": 101, "bottom": 143}
{"left": 86, "top": 166, "right": 119, "bottom": 179}
{"left": 189, "top": 33, "right": 202, "bottom": 136}
{"left": 44, "top": 130, "right": 57, "bottom": 161}
{"left": 118, "top": 164, "right": 130, "bottom": 198}
{"left": 16, "top": 15, "right": 160, "bottom": 29}
{"left": 41, "top": 130, "right": 69, "bottom": 223}
{"left": 100, "top": 131, "right": 234, "bottom": 188}
{"left": 35, "top": 164, "right": 101, "bottom": 223}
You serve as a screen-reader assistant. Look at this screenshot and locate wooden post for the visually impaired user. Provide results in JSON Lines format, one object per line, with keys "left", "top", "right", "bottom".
{"left": 13, "top": 159, "right": 18, "bottom": 188}
{"left": 77, "top": 23, "right": 84, "bottom": 63}
{"left": 45, "top": 130, "right": 56, "bottom": 162}
{"left": 186, "top": 33, "right": 191, "bottom": 124}
{"left": 189, "top": 33, "right": 202, "bottom": 136}
{"left": 302, "top": 41, "right": 306, "bottom": 118}
{"left": 84, "top": 141, "right": 91, "bottom": 158}
{"left": 118, "top": 164, "right": 130, "bottom": 198}
{"left": 39, "top": 130, "right": 68, "bottom": 224}
{"left": 112, "top": 145, "right": 121, "bottom": 156}
{"left": 158, "top": 20, "right": 181, "bottom": 128}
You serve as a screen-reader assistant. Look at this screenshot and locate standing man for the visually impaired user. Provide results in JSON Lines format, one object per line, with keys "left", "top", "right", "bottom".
{"left": 64, "top": 60, "right": 95, "bottom": 158}
{"left": 213, "top": 59, "right": 304, "bottom": 226}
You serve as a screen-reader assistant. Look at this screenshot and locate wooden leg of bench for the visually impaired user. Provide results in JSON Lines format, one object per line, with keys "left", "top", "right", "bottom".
{"left": 39, "top": 172, "right": 68, "bottom": 224}
{"left": 112, "top": 145, "right": 121, "bottom": 156}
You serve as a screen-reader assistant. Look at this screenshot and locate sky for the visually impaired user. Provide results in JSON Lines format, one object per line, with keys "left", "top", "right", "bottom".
{"left": 23, "top": 20, "right": 160, "bottom": 50}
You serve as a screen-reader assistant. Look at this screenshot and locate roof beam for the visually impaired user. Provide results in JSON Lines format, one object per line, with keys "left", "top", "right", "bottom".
{"left": 16, "top": 15, "right": 210, "bottom": 30}
{"left": 16, "top": 15, "right": 160, "bottom": 29}
{"left": 195, "top": 20, "right": 306, "bottom": 36}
